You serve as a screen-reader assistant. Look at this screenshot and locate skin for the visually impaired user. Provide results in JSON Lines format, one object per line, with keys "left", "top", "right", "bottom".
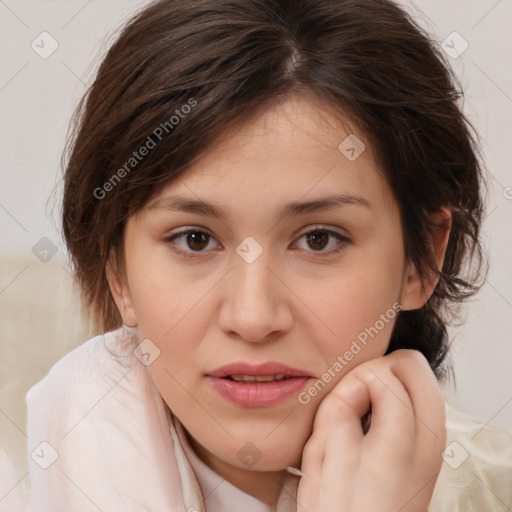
{"left": 108, "top": 92, "right": 449, "bottom": 509}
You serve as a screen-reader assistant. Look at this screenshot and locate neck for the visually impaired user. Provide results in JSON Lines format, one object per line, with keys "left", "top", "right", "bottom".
{"left": 185, "top": 430, "right": 287, "bottom": 507}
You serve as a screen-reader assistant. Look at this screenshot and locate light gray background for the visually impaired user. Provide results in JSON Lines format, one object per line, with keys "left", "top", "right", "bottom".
{"left": 1, "top": 0, "right": 511, "bottom": 477}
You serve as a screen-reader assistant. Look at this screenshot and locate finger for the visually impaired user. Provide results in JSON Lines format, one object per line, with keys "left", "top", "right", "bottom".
{"left": 386, "top": 350, "right": 446, "bottom": 459}
{"left": 307, "top": 373, "right": 371, "bottom": 483}
{"left": 299, "top": 437, "right": 324, "bottom": 485}
{"left": 317, "top": 362, "right": 416, "bottom": 484}
{"left": 313, "top": 357, "right": 416, "bottom": 453}
{"left": 354, "top": 362, "right": 417, "bottom": 460}
{"left": 313, "top": 370, "right": 371, "bottom": 442}
{"left": 301, "top": 372, "right": 371, "bottom": 478}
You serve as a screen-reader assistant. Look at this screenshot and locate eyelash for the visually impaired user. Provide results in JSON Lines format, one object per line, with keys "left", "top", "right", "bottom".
{"left": 163, "top": 226, "right": 351, "bottom": 259}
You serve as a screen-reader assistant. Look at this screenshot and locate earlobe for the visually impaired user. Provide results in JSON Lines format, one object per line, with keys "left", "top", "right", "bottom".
{"left": 106, "top": 251, "right": 138, "bottom": 327}
{"left": 400, "top": 207, "right": 452, "bottom": 311}
{"left": 400, "top": 263, "right": 426, "bottom": 311}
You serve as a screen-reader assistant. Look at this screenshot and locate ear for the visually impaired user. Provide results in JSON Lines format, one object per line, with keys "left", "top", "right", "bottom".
{"left": 400, "top": 207, "right": 452, "bottom": 311}
{"left": 106, "top": 249, "right": 138, "bottom": 327}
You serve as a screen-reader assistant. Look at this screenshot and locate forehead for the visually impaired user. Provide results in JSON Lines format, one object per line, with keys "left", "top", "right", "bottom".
{"left": 148, "top": 93, "right": 396, "bottom": 216}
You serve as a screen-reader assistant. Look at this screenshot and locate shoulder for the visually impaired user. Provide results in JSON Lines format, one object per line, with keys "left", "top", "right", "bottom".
{"left": 25, "top": 326, "right": 143, "bottom": 446}
{"left": 24, "top": 327, "right": 184, "bottom": 509}
{"left": 26, "top": 327, "right": 137, "bottom": 403}
{"left": 430, "top": 403, "right": 512, "bottom": 511}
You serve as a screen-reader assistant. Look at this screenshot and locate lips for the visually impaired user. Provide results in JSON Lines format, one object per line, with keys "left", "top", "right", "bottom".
{"left": 206, "top": 362, "right": 312, "bottom": 379}
{"left": 227, "top": 374, "right": 290, "bottom": 382}
{"left": 206, "top": 362, "right": 312, "bottom": 407}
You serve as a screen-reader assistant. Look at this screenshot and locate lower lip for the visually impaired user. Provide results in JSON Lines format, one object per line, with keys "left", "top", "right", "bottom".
{"left": 207, "top": 376, "right": 310, "bottom": 407}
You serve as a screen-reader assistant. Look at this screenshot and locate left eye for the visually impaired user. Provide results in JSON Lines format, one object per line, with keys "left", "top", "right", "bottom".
{"left": 293, "top": 228, "right": 349, "bottom": 253}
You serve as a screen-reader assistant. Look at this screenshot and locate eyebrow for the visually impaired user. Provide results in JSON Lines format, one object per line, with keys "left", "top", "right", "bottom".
{"left": 148, "top": 194, "right": 372, "bottom": 221}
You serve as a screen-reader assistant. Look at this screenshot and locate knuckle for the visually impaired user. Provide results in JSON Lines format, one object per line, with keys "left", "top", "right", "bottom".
{"left": 394, "top": 348, "right": 427, "bottom": 365}
{"left": 389, "top": 348, "right": 431, "bottom": 375}
{"left": 316, "top": 376, "right": 367, "bottom": 422}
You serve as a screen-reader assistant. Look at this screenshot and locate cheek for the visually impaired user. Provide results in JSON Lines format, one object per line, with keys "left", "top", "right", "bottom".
{"left": 295, "top": 248, "right": 403, "bottom": 380}
{"left": 126, "top": 243, "right": 210, "bottom": 343}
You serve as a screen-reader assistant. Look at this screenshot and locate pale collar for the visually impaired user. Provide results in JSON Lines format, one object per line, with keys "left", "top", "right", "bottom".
{"left": 169, "top": 412, "right": 299, "bottom": 512}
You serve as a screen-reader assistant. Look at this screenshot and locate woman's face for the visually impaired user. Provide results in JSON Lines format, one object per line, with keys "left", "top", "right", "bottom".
{"left": 111, "top": 93, "right": 421, "bottom": 473}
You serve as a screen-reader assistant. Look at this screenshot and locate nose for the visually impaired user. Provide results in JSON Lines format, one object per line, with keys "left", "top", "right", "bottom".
{"left": 217, "top": 251, "right": 293, "bottom": 343}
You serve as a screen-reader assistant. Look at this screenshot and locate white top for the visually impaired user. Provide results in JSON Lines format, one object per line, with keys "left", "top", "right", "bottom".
{"left": 0, "top": 326, "right": 510, "bottom": 511}
{"left": 173, "top": 416, "right": 275, "bottom": 512}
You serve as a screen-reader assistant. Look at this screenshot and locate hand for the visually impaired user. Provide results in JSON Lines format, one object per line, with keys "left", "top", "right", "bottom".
{"left": 296, "top": 349, "right": 446, "bottom": 512}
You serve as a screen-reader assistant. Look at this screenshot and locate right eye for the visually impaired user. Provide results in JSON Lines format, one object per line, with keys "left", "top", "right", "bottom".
{"left": 164, "top": 228, "right": 221, "bottom": 257}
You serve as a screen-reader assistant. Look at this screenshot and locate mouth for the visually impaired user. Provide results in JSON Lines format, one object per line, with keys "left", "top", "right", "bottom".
{"left": 222, "top": 374, "right": 294, "bottom": 382}
{"left": 207, "top": 361, "right": 312, "bottom": 379}
{"left": 206, "top": 362, "right": 312, "bottom": 407}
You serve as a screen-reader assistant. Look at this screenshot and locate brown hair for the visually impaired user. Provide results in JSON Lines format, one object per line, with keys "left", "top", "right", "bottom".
{"left": 62, "top": 0, "right": 486, "bottom": 379}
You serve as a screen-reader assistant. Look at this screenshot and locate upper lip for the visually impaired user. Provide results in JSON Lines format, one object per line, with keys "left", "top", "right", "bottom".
{"left": 206, "top": 362, "right": 312, "bottom": 378}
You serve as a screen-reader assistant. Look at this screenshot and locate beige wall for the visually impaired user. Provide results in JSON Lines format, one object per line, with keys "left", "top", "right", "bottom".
{"left": 0, "top": 256, "right": 96, "bottom": 493}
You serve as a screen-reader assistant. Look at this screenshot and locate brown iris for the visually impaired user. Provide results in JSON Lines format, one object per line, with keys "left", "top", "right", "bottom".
{"left": 306, "top": 230, "right": 329, "bottom": 250}
{"left": 187, "top": 231, "right": 210, "bottom": 250}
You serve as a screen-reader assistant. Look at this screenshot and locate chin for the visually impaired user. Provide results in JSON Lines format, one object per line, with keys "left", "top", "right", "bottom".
{"left": 222, "top": 440, "right": 304, "bottom": 473}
